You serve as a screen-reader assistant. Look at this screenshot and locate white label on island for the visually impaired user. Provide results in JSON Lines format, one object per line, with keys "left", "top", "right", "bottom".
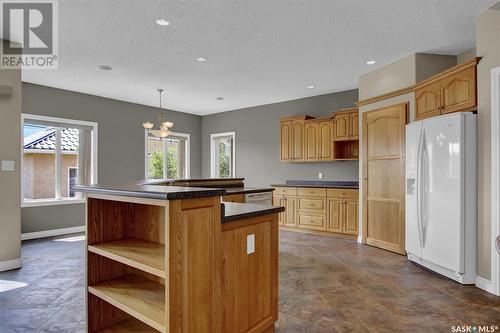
{"left": 247, "top": 234, "right": 255, "bottom": 254}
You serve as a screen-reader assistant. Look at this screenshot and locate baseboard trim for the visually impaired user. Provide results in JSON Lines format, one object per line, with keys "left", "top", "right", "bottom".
{"left": 21, "top": 226, "right": 85, "bottom": 241}
{"left": 475, "top": 276, "right": 494, "bottom": 294}
{"left": 0, "top": 258, "right": 22, "bottom": 272}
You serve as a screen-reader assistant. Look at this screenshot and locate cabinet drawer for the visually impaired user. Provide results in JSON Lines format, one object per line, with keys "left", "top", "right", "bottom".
{"left": 273, "top": 187, "right": 297, "bottom": 195}
{"left": 298, "top": 213, "right": 326, "bottom": 230}
{"left": 297, "top": 188, "right": 326, "bottom": 197}
{"left": 327, "top": 188, "right": 358, "bottom": 199}
{"left": 298, "top": 198, "right": 326, "bottom": 212}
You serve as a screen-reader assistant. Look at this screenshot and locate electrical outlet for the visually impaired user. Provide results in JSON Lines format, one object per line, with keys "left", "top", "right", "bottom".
{"left": 318, "top": 172, "right": 323, "bottom": 179}
{"left": 247, "top": 234, "right": 255, "bottom": 254}
{"left": 1, "top": 160, "right": 14, "bottom": 171}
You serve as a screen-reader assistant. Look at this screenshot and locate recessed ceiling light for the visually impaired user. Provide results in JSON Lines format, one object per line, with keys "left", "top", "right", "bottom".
{"left": 307, "top": 85, "right": 315, "bottom": 89}
{"left": 216, "top": 97, "right": 224, "bottom": 101}
{"left": 366, "top": 60, "right": 376, "bottom": 65}
{"left": 155, "top": 19, "right": 170, "bottom": 26}
{"left": 98, "top": 65, "right": 112, "bottom": 71}
{"left": 196, "top": 57, "right": 207, "bottom": 62}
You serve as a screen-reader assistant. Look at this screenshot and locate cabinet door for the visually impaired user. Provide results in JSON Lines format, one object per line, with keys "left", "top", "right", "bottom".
{"left": 280, "top": 121, "right": 291, "bottom": 161}
{"left": 272, "top": 195, "right": 284, "bottom": 225}
{"left": 333, "top": 113, "right": 350, "bottom": 140}
{"left": 304, "top": 122, "right": 319, "bottom": 161}
{"left": 291, "top": 120, "right": 305, "bottom": 161}
{"left": 415, "top": 81, "right": 441, "bottom": 120}
{"left": 327, "top": 198, "right": 343, "bottom": 233}
{"left": 350, "top": 111, "right": 359, "bottom": 139}
{"left": 283, "top": 196, "right": 296, "bottom": 226}
{"left": 221, "top": 219, "right": 278, "bottom": 332}
{"left": 343, "top": 199, "right": 358, "bottom": 235}
{"left": 441, "top": 66, "right": 476, "bottom": 114}
{"left": 318, "top": 120, "right": 333, "bottom": 160}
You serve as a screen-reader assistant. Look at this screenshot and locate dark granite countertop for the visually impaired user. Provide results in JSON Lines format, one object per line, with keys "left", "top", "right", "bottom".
{"left": 73, "top": 183, "right": 226, "bottom": 200}
{"left": 221, "top": 202, "right": 284, "bottom": 223}
{"left": 224, "top": 187, "right": 274, "bottom": 195}
{"left": 271, "top": 180, "right": 359, "bottom": 189}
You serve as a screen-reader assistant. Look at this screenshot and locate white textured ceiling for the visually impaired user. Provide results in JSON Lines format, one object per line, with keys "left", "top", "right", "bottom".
{"left": 19, "top": 0, "right": 496, "bottom": 115}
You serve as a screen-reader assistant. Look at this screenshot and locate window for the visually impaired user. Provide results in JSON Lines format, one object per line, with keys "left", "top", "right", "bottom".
{"left": 145, "top": 132, "right": 190, "bottom": 180}
{"left": 210, "top": 132, "right": 235, "bottom": 178}
{"left": 22, "top": 114, "right": 98, "bottom": 207}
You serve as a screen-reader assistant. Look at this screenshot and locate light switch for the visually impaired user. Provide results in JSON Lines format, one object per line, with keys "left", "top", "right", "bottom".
{"left": 247, "top": 234, "right": 255, "bottom": 254}
{"left": 318, "top": 172, "right": 323, "bottom": 179}
{"left": 1, "top": 160, "right": 14, "bottom": 171}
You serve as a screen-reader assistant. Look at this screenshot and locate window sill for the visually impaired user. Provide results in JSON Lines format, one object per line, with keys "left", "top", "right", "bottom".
{"left": 22, "top": 198, "right": 85, "bottom": 208}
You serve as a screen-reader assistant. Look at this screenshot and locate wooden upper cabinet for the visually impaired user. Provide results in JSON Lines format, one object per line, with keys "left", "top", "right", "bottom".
{"left": 291, "top": 120, "right": 305, "bottom": 161}
{"left": 333, "top": 113, "right": 350, "bottom": 140}
{"left": 304, "top": 121, "right": 319, "bottom": 161}
{"left": 332, "top": 108, "right": 358, "bottom": 140}
{"left": 441, "top": 65, "right": 476, "bottom": 114}
{"left": 350, "top": 111, "right": 359, "bottom": 139}
{"left": 280, "top": 120, "right": 291, "bottom": 161}
{"left": 415, "top": 81, "right": 441, "bottom": 120}
{"left": 415, "top": 58, "right": 479, "bottom": 120}
{"left": 318, "top": 120, "right": 333, "bottom": 160}
{"left": 280, "top": 116, "right": 312, "bottom": 162}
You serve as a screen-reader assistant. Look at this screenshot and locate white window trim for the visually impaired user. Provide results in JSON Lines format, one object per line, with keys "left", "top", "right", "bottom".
{"left": 210, "top": 131, "right": 236, "bottom": 178}
{"left": 144, "top": 131, "right": 190, "bottom": 180}
{"left": 21, "top": 113, "right": 98, "bottom": 208}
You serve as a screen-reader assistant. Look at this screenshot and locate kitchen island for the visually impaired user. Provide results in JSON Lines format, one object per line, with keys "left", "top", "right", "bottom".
{"left": 75, "top": 182, "right": 283, "bottom": 333}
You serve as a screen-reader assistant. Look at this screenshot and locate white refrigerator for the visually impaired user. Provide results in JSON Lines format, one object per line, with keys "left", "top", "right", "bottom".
{"left": 405, "top": 112, "right": 477, "bottom": 284}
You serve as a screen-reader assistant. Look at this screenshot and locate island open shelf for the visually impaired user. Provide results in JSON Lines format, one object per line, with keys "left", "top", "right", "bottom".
{"left": 77, "top": 184, "right": 283, "bottom": 333}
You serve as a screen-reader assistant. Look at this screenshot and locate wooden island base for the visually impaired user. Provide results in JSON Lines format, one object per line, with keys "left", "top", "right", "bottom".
{"left": 84, "top": 192, "right": 280, "bottom": 333}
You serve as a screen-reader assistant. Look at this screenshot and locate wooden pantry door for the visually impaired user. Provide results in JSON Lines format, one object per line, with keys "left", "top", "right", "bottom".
{"left": 362, "top": 103, "right": 407, "bottom": 255}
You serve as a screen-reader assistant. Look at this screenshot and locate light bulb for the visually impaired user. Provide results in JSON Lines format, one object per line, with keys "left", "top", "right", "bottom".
{"left": 143, "top": 122, "right": 154, "bottom": 129}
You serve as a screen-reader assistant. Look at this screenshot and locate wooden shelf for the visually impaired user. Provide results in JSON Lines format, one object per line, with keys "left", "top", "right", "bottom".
{"left": 88, "top": 239, "right": 165, "bottom": 278}
{"left": 98, "top": 317, "right": 159, "bottom": 332}
{"left": 88, "top": 274, "right": 166, "bottom": 333}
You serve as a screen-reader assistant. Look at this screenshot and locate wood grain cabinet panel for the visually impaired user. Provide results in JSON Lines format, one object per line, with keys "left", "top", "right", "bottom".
{"left": 221, "top": 216, "right": 278, "bottom": 333}
{"left": 441, "top": 66, "right": 476, "bottom": 114}
{"left": 291, "top": 120, "right": 305, "bottom": 161}
{"left": 327, "top": 198, "right": 343, "bottom": 233}
{"left": 298, "top": 213, "right": 326, "bottom": 230}
{"left": 350, "top": 112, "right": 359, "bottom": 139}
{"left": 415, "top": 81, "right": 442, "bottom": 120}
{"left": 415, "top": 58, "right": 479, "bottom": 120}
{"left": 343, "top": 199, "right": 358, "bottom": 235}
{"left": 304, "top": 122, "right": 319, "bottom": 161}
{"left": 283, "top": 196, "right": 296, "bottom": 227}
{"left": 280, "top": 121, "right": 291, "bottom": 161}
{"left": 333, "top": 113, "right": 350, "bottom": 140}
{"left": 273, "top": 195, "right": 284, "bottom": 225}
{"left": 318, "top": 120, "right": 333, "bottom": 160}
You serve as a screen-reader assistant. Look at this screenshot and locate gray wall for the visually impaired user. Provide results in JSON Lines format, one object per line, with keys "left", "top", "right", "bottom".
{"left": 201, "top": 90, "right": 359, "bottom": 187}
{"left": 21, "top": 83, "right": 201, "bottom": 233}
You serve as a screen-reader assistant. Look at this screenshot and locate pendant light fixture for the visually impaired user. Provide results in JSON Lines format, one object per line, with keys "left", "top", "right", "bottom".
{"left": 142, "top": 88, "right": 174, "bottom": 138}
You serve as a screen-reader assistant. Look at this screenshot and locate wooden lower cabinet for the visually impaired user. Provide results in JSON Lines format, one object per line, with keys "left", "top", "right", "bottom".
{"left": 273, "top": 194, "right": 296, "bottom": 226}
{"left": 327, "top": 198, "right": 343, "bottom": 233}
{"left": 221, "top": 215, "right": 278, "bottom": 333}
{"left": 275, "top": 187, "right": 358, "bottom": 236}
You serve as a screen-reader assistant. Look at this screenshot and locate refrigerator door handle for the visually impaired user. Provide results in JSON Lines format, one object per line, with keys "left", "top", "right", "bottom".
{"left": 416, "top": 128, "right": 424, "bottom": 249}
{"left": 422, "top": 130, "right": 429, "bottom": 248}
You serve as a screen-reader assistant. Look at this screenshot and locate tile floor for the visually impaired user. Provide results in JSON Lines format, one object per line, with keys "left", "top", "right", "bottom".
{"left": 0, "top": 231, "right": 499, "bottom": 332}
